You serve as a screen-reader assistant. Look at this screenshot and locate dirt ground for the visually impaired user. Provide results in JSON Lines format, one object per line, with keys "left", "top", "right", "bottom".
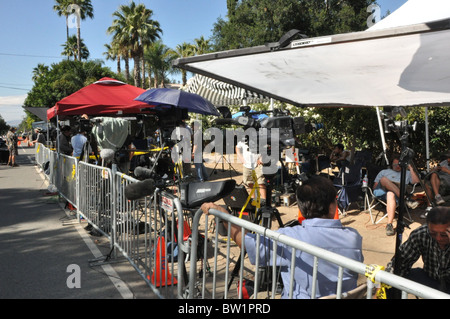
{"left": 199, "top": 154, "right": 437, "bottom": 272}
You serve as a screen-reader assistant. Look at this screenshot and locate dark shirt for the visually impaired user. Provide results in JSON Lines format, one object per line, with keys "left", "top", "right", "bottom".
{"left": 395, "top": 224, "right": 450, "bottom": 285}
{"left": 58, "top": 133, "right": 73, "bottom": 155}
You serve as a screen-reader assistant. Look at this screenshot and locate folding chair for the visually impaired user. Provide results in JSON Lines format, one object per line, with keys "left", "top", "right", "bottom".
{"left": 362, "top": 184, "right": 415, "bottom": 224}
{"left": 333, "top": 160, "right": 364, "bottom": 215}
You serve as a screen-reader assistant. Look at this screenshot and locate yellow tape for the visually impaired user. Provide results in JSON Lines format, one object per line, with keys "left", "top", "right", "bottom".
{"left": 239, "top": 169, "right": 260, "bottom": 219}
{"left": 365, "top": 264, "right": 391, "bottom": 299}
{"left": 365, "top": 264, "right": 384, "bottom": 283}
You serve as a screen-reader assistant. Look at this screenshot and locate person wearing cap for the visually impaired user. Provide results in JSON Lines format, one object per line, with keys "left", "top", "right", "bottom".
{"left": 32, "top": 128, "right": 46, "bottom": 146}
{"left": 6, "top": 127, "right": 19, "bottom": 167}
{"left": 423, "top": 151, "right": 450, "bottom": 215}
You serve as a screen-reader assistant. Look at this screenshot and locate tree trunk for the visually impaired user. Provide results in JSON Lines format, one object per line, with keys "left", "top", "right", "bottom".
{"left": 124, "top": 56, "right": 130, "bottom": 82}
{"left": 141, "top": 57, "right": 146, "bottom": 89}
{"left": 133, "top": 54, "right": 141, "bottom": 87}
{"left": 117, "top": 56, "right": 121, "bottom": 75}
{"left": 77, "top": 27, "right": 81, "bottom": 61}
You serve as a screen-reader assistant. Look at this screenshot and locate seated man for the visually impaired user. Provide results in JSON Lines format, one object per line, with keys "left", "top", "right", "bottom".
{"left": 373, "top": 156, "right": 420, "bottom": 236}
{"left": 424, "top": 151, "right": 450, "bottom": 213}
{"left": 330, "top": 143, "right": 351, "bottom": 168}
{"left": 201, "top": 176, "right": 364, "bottom": 299}
{"left": 389, "top": 207, "right": 450, "bottom": 294}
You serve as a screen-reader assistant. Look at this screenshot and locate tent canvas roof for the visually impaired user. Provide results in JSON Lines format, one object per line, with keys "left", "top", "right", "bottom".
{"left": 173, "top": 0, "right": 450, "bottom": 108}
{"left": 183, "top": 74, "right": 269, "bottom": 106}
{"left": 24, "top": 107, "right": 49, "bottom": 122}
{"left": 47, "top": 77, "right": 151, "bottom": 120}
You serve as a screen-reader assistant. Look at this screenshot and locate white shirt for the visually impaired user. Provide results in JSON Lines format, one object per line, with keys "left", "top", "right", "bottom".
{"left": 236, "top": 140, "right": 260, "bottom": 169}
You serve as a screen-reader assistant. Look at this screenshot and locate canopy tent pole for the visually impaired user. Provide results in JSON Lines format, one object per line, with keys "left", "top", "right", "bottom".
{"left": 56, "top": 115, "right": 60, "bottom": 155}
{"left": 376, "top": 107, "right": 389, "bottom": 165}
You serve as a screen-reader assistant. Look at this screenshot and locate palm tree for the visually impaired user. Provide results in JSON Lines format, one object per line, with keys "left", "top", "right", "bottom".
{"left": 107, "top": 2, "right": 162, "bottom": 88}
{"left": 53, "top": 0, "right": 94, "bottom": 61}
{"left": 174, "top": 42, "right": 195, "bottom": 86}
{"left": 144, "top": 40, "right": 178, "bottom": 88}
{"left": 61, "top": 35, "right": 89, "bottom": 60}
{"left": 104, "top": 43, "right": 121, "bottom": 75}
{"left": 32, "top": 64, "right": 50, "bottom": 81}
{"left": 193, "top": 36, "right": 212, "bottom": 55}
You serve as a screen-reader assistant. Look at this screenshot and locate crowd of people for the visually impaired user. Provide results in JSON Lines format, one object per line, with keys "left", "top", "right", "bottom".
{"left": 200, "top": 144, "right": 450, "bottom": 298}
{"left": 3, "top": 117, "right": 449, "bottom": 298}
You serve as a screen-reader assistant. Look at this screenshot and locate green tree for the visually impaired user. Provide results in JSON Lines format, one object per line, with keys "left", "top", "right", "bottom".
{"left": 212, "top": 0, "right": 373, "bottom": 50}
{"left": 32, "top": 64, "right": 50, "bottom": 81}
{"left": 193, "top": 36, "right": 213, "bottom": 55}
{"left": 53, "top": 0, "right": 94, "bottom": 61}
{"left": 24, "top": 60, "right": 119, "bottom": 110}
{"left": 107, "top": 1, "right": 162, "bottom": 88}
{"left": 61, "top": 35, "right": 90, "bottom": 60}
{"left": 144, "top": 40, "right": 178, "bottom": 88}
{"left": 0, "top": 115, "right": 9, "bottom": 135}
{"left": 174, "top": 42, "right": 195, "bottom": 86}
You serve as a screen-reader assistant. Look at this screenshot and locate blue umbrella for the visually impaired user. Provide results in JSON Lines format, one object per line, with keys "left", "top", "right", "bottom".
{"left": 135, "top": 88, "right": 221, "bottom": 116}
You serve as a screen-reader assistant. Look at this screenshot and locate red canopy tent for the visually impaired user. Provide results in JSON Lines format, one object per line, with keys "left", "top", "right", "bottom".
{"left": 47, "top": 77, "right": 152, "bottom": 120}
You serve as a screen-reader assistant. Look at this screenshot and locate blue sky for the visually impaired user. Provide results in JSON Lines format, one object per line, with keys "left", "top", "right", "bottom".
{"left": 0, "top": 0, "right": 406, "bottom": 125}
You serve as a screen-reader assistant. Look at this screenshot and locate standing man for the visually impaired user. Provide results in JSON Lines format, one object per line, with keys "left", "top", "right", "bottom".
{"left": 57, "top": 126, "right": 73, "bottom": 156}
{"left": 6, "top": 127, "right": 19, "bottom": 167}
{"left": 71, "top": 129, "right": 88, "bottom": 160}
{"left": 373, "top": 155, "right": 420, "bottom": 236}
{"left": 236, "top": 138, "right": 266, "bottom": 203}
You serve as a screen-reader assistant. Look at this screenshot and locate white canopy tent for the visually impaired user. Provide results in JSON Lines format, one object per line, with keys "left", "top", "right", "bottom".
{"left": 173, "top": 0, "right": 450, "bottom": 167}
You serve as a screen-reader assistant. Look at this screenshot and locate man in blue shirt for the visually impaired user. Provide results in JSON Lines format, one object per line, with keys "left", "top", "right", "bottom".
{"left": 71, "top": 131, "right": 88, "bottom": 159}
{"left": 201, "top": 176, "right": 363, "bottom": 299}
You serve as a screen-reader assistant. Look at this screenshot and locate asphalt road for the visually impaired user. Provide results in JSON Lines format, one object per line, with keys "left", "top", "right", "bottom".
{"left": 0, "top": 146, "right": 155, "bottom": 299}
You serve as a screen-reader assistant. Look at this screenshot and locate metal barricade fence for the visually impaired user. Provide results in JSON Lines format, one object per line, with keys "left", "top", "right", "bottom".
{"left": 33, "top": 146, "right": 449, "bottom": 299}
{"left": 34, "top": 146, "right": 189, "bottom": 298}
{"left": 54, "top": 153, "right": 78, "bottom": 207}
{"left": 189, "top": 208, "right": 450, "bottom": 300}
{"left": 34, "top": 143, "right": 52, "bottom": 180}
{"left": 110, "top": 173, "right": 188, "bottom": 298}
{"left": 77, "top": 161, "right": 114, "bottom": 242}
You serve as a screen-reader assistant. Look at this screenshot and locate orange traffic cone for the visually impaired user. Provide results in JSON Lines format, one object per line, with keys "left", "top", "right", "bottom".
{"left": 151, "top": 236, "right": 177, "bottom": 287}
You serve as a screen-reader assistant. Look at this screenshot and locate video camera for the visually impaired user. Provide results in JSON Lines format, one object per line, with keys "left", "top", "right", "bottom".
{"left": 215, "top": 106, "right": 323, "bottom": 148}
{"left": 125, "top": 166, "right": 237, "bottom": 209}
{"left": 382, "top": 107, "right": 417, "bottom": 134}
{"left": 73, "top": 116, "right": 103, "bottom": 134}
{"left": 141, "top": 107, "right": 189, "bottom": 147}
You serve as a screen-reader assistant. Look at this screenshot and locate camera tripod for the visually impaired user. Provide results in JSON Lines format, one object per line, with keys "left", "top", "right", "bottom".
{"left": 209, "top": 153, "right": 239, "bottom": 178}
{"left": 226, "top": 170, "right": 284, "bottom": 295}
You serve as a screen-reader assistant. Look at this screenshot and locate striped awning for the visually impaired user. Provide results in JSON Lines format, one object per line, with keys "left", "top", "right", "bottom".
{"left": 183, "top": 74, "right": 269, "bottom": 106}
